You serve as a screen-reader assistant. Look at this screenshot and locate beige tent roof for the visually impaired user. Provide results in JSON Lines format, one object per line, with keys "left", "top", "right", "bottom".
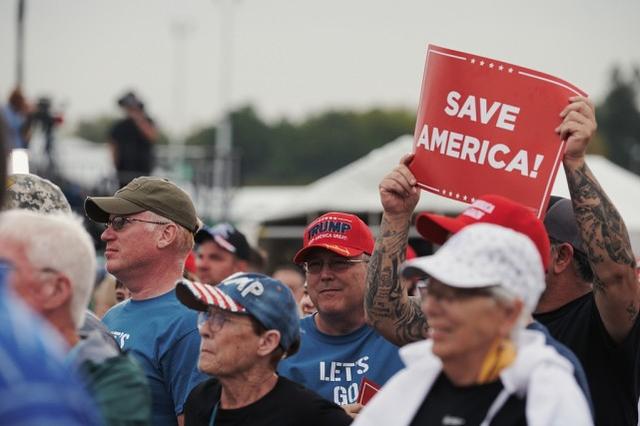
{"left": 260, "top": 135, "right": 466, "bottom": 221}
{"left": 250, "top": 135, "right": 640, "bottom": 251}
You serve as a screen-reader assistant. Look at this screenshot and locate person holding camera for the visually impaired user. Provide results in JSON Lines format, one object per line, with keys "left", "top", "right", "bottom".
{"left": 109, "top": 91, "right": 158, "bottom": 188}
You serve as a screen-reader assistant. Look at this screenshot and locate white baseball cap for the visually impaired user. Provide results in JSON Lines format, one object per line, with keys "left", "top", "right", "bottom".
{"left": 402, "top": 223, "right": 545, "bottom": 312}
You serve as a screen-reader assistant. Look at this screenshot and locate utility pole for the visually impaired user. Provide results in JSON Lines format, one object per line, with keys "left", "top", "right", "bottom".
{"left": 16, "top": 0, "right": 26, "bottom": 87}
{"left": 170, "top": 19, "right": 194, "bottom": 181}
{"left": 212, "top": 0, "right": 237, "bottom": 221}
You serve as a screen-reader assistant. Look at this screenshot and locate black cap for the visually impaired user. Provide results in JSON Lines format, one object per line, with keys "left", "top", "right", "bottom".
{"left": 195, "top": 223, "right": 251, "bottom": 261}
{"left": 117, "top": 91, "right": 143, "bottom": 109}
{"left": 543, "top": 196, "right": 585, "bottom": 254}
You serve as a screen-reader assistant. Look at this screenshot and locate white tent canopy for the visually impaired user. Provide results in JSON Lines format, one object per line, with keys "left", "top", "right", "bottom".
{"left": 260, "top": 135, "right": 466, "bottom": 221}
{"left": 254, "top": 135, "right": 640, "bottom": 252}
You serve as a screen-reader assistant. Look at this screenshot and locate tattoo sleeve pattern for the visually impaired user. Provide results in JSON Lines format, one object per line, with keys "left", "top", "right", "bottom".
{"left": 365, "top": 216, "right": 428, "bottom": 345}
{"left": 566, "top": 163, "right": 635, "bottom": 273}
{"left": 566, "top": 162, "right": 637, "bottom": 321}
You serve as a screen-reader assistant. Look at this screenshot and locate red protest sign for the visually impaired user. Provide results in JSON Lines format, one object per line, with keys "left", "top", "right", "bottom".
{"left": 357, "top": 377, "right": 381, "bottom": 405}
{"left": 409, "top": 45, "right": 587, "bottom": 217}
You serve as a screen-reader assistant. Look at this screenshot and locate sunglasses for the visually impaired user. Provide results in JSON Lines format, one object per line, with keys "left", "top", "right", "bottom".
{"left": 105, "top": 216, "right": 169, "bottom": 232}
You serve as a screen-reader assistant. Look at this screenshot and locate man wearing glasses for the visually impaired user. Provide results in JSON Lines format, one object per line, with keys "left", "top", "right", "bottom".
{"left": 0, "top": 120, "right": 101, "bottom": 425}
{"left": 84, "top": 176, "right": 208, "bottom": 426}
{"left": 176, "top": 273, "right": 352, "bottom": 426}
{"left": 278, "top": 212, "right": 404, "bottom": 415}
{"left": 366, "top": 98, "right": 639, "bottom": 425}
{"left": 0, "top": 209, "right": 152, "bottom": 425}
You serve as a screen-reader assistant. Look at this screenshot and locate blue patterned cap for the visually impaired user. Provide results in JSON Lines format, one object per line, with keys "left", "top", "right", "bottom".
{"left": 176, "top": 273, "right": 300, "bottom": 353}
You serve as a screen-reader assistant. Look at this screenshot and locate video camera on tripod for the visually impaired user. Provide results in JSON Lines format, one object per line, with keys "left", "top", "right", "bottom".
{"left": 18, "top": 96, "right": 65, "bottom": 176}
{"left": 29, "top": 96, "right": 64, "bottom": 162}
{"left": 30, "top": 97, "right": 63, "bottom": 131}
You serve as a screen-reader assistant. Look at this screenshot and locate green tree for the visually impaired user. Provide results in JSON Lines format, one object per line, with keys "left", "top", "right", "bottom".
{"left": 596, "top": 65, "right": 640, "bottom": 174}
{"left": 74, "top": 115, "right": 117, "bottom": 143}
{"left": 184, "top": 105, "right": 415, "bottom": 185}
{"left": 231, "top": 106, "right": 276, "bottom": 184}
{"left": 284, "top": 108, "right": 414, "bottom": 183}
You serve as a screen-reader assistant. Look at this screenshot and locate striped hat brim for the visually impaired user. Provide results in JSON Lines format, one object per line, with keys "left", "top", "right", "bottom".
{"left": 176, "top": 279, "right": 246, "bottom": 313}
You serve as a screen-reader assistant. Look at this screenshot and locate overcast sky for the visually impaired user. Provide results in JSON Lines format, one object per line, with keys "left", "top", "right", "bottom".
{"left": 1, "top": 0, "right": 638, "bottom": 136}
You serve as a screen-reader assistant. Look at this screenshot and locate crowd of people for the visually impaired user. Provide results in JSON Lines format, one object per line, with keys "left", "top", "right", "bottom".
{"left": 1, "top": 91, "right": 639, "bottom": 426}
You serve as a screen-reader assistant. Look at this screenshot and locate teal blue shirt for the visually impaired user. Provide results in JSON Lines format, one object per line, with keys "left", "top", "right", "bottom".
{"left": 278, "top": 314, "right": 404, "bottom": 405}
{"left": 103, "top": 289, "right": 208, "bottom": 426}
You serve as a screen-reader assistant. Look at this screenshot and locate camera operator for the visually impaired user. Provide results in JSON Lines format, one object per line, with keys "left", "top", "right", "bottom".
{"left": 109, "top": 91, "right": 158, "bottom": 188}
{"left": 31, "top": 97, "right": 62, "bottom": 165}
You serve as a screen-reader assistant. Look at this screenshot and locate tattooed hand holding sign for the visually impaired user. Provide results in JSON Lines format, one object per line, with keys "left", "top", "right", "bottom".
{"left": 365, "top": 154, "right": 428, "bottom": 346}
{"left": 559, "top": 96, "right": 638, "bottom": 343}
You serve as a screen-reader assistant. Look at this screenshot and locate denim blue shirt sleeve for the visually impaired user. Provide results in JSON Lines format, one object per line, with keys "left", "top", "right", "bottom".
{"left": 0, "top": 263, "right": 102, "bottom": 425}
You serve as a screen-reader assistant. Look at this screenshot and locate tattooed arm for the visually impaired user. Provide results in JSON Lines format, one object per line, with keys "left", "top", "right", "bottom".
{"left": 365, "top": 154, "right": 429, "bottom": 346}
{"left": 559, "top": 96, "right": 639, "bottom": 343}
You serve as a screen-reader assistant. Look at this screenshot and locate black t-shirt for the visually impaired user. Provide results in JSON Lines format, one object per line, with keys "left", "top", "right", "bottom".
{"left": 409, "top": 372, "right": 526, "bottom": 426}
{"left": 109, "top": 117, "right": 154, "bottom": 174}
{"left": 184, "top": 375, "right": 352, "bottom": 426}
{"left": 534, "top": 293, "right": 640, "bottom": 426}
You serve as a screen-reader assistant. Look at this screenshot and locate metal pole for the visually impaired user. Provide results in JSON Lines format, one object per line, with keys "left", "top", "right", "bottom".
{"left": 16, "top": 0, "right": 26, "bottom": 87}
{"left": 212, "top": 0, "right": 236, "bottom": 221}
{"left": 171, "top": 20, "right": 193, "bottom": 181}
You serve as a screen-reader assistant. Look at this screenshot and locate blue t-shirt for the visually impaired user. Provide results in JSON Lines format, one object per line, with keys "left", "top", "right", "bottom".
{"left": 0, "top": 264, "right": 101, "bottom": 425}
{"left": 1, "top": 105, "right": 28, "bottom": 149}
{"left": 278, "top": 314, "right": 404, "bottom": 405}
{"left": 103, "top": 288, "right": 208, "bottom": 426}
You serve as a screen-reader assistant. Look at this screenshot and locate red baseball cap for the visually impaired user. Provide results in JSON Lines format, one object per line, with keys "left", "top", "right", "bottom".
{"left": 406, "top": 244, "right": 417, "bottom": 260}
{"left": 415, "top": 194, "right": 550, "bottom": 270}
{"left": 184, "top": 251, "right": 197, "bottom": 275}
{"left": 293, "top": 212, "right": 375, "bottom": 263}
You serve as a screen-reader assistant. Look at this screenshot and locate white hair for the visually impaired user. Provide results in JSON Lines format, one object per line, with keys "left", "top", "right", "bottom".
{"left": 487, "top": 286, "right": 531, "bottom": 336}
{"left": 0, "top": 209, "right": 96, "bottom": 328}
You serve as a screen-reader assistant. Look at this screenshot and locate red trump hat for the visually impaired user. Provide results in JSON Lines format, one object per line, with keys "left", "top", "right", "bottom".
{"left": 415, "top": 194, "right": 550, "bottom": 270}
{"left": 293, "top": 212, "right": 374, "bottom": 263}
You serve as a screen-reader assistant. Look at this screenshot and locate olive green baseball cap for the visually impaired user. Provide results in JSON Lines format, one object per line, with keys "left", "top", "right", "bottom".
{"left": 84, "top": 176, "right": 199, "bottom": 233}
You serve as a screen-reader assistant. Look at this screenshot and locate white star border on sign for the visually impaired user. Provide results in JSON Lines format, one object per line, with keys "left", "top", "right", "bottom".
{"left": 468, "top": 58, "right": 512, "bottom": 73}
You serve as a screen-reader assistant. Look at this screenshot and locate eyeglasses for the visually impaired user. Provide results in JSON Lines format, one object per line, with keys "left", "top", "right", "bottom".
{"left": 416, "top": 279, "right": 495, "bottom": 302}
{"left": 303, "top": 258, "right": 369, "bottom": 274}
{"left": 197, "top": 308, "right": 252, "bottom": 332}
{"left": 105, "top": 216, "right": 170, "bottom": 232}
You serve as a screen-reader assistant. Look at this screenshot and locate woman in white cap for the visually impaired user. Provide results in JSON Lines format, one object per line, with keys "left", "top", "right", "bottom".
{"left": 353, "top": 223, "right": 592, "bottom": 426}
